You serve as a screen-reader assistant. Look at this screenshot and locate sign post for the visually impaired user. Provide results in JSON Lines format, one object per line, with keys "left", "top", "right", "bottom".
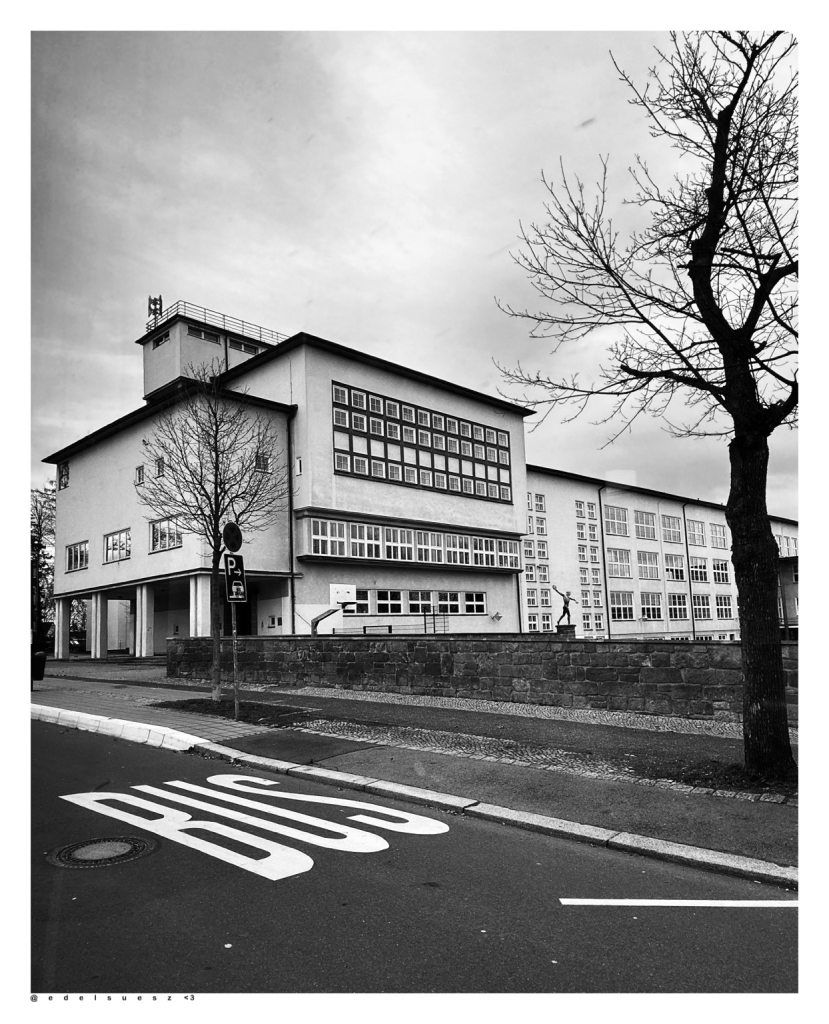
{"left": 223, "top": 524, "right": 246, "bottom": 721}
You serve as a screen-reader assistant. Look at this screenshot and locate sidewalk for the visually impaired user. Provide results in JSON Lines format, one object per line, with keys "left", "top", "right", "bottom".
{"left": 33, "top": 660, "right": 798, "bottom": 884}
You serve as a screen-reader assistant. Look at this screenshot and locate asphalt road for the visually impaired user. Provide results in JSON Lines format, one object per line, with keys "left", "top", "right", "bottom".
{"left": 31, "top": 722, "right": 797, "bottom": 994}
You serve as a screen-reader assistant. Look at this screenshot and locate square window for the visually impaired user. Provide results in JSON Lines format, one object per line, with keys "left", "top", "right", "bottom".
{"left": 351, "top": 391, "right": 366, "bottom": 410}
{"left": 432, "top": 414, "right": 444, "bottom": 431}
{"left": 369, "top": 418, "right": 384, "bottom": 436}
{"left": 474, "top": 444, "right": 485, "bottom": 460}
{"left": 449, "top": 476, "right": 461, "bottom": 491}
{"left": 447, "top": 437, "right": 459, "bottom": 454}
{"left": 386, "top": 400, "right": 399, "bottom": 418}
{"left": 473, "top": 425, "right": 484, "bottom": 441}
{"left": 418, "top": 430, "right": 431, "bottom": 446}
{"left": 498, "top": 431, "right": 509, "bottom": 447}
{"left": 418, "top": 410, "right": 431, "bottom": 427}
{"left": 500, "top": 486, "right": 511, "bottom": 501}
{"left": 402, "top": 406, "right": 415, "bottom": 423}
{"left": 387, "top": 463, "right": 401, "bottom": 481}
{"left": 462, "top": 478, "right": 474, "bottom": 494}
{"left": 446, "top": 418, "right": 458, "bottom": 434}
{"left": 352, "top": 413, "right": 367, "bottom": 432}
{"left": 433, "top": 434, "right": 445, "bottom": 450}
{"left": 404, "top": 466, "right": 418, "bottom": 484}
{"left": 438, "top": 591, "right": 461, "bottom": 614}
{"left": 434, "top": 472, "right": 447, "bottom": 488}
{"left": 537, "top": 541, "right": 548, "bottom": 559}
{"left": 353, "top": 456, "right": 368, "bottom": 475}
{"left": 460, "top": 422, "right": 472, "bottom": 437}
{"left": 333, "top": 408, "right": 349, "bottom": 428}
{"left": 498, "top": 450, "right": 510, "bottom": 465}
{"left": 386, "top": 422, "right": 400, "bottom": 440}
{"left": 333, "top": 385, "right": 348, "bottom": 404}
{"left": 475, "top": 480, "right": 487, "bottom": 496}
{"left": 371, "top": 460, "right": 385, "bottom": 478}
{"left": 402, "top": 426, "right": 416, "bottom": 444}
{"left": 369, "top": 395, "right": 383, "bottom": 414}
{"left": 420, "top": 469, "right": 433, "bottom": 486}
{"left": 335, "top": 453, "right": 350, "bottom": 472}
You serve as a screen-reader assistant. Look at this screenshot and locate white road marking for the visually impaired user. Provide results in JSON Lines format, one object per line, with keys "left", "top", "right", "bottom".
{"left": 133, "top": 782, "right": 389, "bottom": 852}
{"left": 60, "top": 773, "right": 450, "bottom": 883}
{"left": 560, "top": 899, "right": 797, "bottom": 907}
{"left": 204, "top": 774, "right": 450, "bottom": 834}
{"left": 60, "top": 790, "right": 314, "bottom": 882}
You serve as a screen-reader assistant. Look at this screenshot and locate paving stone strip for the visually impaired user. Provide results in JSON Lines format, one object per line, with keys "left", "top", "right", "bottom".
{"left": 266, "top": 685, "right": 799, "bottom": 743}
{"left": 295, "top": 718, "right": 797, "bottom": 805}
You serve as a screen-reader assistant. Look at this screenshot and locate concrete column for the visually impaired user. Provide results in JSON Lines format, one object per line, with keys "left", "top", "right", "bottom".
{"left": 128, "top": 600, "right": 136, "bottom": 655}
{"left": 136, "top": 583, "right": 155, "bottom": 657}
{"left": 54, "top": 597, "right": 70, "bottom": 660}
{"left": 91, "top": 593, "right": 109, "bottom": 659}
{"left": 189, "top": 576, "right": 211, "bottom": 637}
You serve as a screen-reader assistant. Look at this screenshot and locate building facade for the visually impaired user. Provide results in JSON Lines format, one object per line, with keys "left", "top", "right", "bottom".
{"left": 44, "top": 302, "right": 798, "bottom": 656}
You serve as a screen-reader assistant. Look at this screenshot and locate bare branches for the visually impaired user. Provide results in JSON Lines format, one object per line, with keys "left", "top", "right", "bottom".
{"left": 500, "top": 31, "right": 798, "bottom": 443}
{"left": 135, "top": 361, "right": 290, "bottom": 554}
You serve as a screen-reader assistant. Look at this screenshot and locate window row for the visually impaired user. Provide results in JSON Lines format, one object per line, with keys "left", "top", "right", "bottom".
{"left": 333, "top": 451, "right": 512, "bottom": 500}
{"left": 527, "top": 612, "right": 605, "bottom": 632}
{"left": 332, "top": 383, "right": 509, "bottom": 444}
{"left": 343, "top": 589, "right": 487, "bottom": 616}
{"left": 309, "top": 520, "right": 521, "bottom": 568}
{"left": 601, "top": 506, "right": 727, "bottom": 548}
{"left": 527, "top": 493, "right": 546, "bottom": 512}
{"left": 573, "top": 500, "right": 597, "bottom": 519}
{"left": 608, "top": 592, "right": 734, "bottom": 621}
{"left": 526, "top": 516, "right": 547, "bottom": 535}
{"left": 524, "top": 563, "right": 551, "bottom": 583}
{"left": 333, "top": 407, "right": 510, "bottom": 460}
{"left": 65, "top": 519, "right": 182, "bottom": 571}
{"left": 775, "top": 534, "right": 798, "bottom": 557}
{"left": 523, "top": 539, "right": 549, "bottom": 560}
{"left": 576, "top": 521, "right": 600, "bottom": 542}
{"left": 606, "top": 549, "right": 730, "bottom": 583}
{"left": 576, "top": 545, "right": 601, "bottom": 563}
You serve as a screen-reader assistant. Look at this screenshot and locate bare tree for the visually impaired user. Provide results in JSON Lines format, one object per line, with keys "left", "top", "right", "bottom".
{"left": 499, "top": 31, "right": 797, "bottom": 779}
{"left": 31, "top": 482, "right": 56, "bottom": 648}
{"left": 136, "top": 362, "right": 290, "bottom": 700}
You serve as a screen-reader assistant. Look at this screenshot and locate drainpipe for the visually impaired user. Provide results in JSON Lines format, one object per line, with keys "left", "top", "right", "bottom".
{"left": 287, "top": 406, "right": 298, "bottom": 635}
{"left": 681, "top": 503, "right": 696, "bottom": 640}
{"left": 515, "top": 567, "right": 523, "bottom": 634}
{"left": 597, "top": 486, "right": 611, "bottom": 640}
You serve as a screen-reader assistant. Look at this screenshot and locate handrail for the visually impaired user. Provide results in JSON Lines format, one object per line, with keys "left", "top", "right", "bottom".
{"left": 146, "top": 300, "right": 289, "bottom": 345}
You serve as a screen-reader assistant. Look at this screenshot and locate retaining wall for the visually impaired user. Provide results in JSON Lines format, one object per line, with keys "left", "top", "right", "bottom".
{"left": 166, "top": 635, "right": 798, "bottom": 725}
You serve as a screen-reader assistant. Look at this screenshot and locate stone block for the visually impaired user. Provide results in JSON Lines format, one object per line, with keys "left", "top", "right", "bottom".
{"left": 640, "top": 666, "right": 684, "bottom": 684}
{"left": 584, "top": 667, "right": 619, "bottom": 683}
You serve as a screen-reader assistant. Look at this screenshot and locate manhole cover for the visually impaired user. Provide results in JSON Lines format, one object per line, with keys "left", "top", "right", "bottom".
{"left": 46, "top": 836, "right": 158, "bottom": 869}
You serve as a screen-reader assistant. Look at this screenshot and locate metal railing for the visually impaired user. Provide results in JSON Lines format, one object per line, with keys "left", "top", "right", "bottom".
{"left": 333, "top": 616, "right": 449, "bottom": 636}
{"left": 146, "top": 300, "right": 289, "bottom": 345}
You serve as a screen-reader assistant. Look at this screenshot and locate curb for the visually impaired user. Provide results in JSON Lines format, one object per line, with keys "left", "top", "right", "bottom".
{"left": 32, "top": 704, "right": 797, "bottom": 890}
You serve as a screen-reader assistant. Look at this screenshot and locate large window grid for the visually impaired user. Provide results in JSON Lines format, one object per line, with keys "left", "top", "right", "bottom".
{"left": 634, "top": 511, "right": 656, "bottom": 539}
{"left": 662, "top": 515, "right": 682, "bottom": 543}
{"left": 332, "top": 380, "right": 512, "bottom": 503}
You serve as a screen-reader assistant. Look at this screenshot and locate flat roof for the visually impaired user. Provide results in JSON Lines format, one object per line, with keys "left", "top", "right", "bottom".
{"left": 216, "top": 330, "right": 535, "bottom": 418}
{"left": 526, "top": 464, "right": 798, "bottom": 526}
{"left": 43, "top": 379, "right": 296, "bottom": 464}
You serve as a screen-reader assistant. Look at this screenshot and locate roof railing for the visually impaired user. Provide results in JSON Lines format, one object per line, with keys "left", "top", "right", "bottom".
{"left": 146, "top": 300, "right": 289, "bottom": 345}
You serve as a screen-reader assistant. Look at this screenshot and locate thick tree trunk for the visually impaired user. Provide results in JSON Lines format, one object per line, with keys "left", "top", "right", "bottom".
{"left": 726, "top": 431, "right": 796, "bottom": 779}
{"left": 210, "top": 557, "right": 222, "bottom": 702}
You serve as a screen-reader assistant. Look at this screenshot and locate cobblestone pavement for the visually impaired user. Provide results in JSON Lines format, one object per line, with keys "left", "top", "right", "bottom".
{"left": 33, "top": 686, "right": 272, "bottom": 743}
{"left": 265, "top": 685, "right": 799, "bottom": 743}
{"left": 295, "top": 718, "right": 796, "bottom": 806}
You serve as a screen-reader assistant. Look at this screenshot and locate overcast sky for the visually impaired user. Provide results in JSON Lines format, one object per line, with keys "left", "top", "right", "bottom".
{"left": 30, "top": 30, "right": 798, "bottom": 519}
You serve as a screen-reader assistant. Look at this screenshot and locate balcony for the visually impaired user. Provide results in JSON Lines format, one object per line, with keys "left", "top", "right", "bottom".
{"left": 146, "top": 300, "right": 289, "bottom": 346}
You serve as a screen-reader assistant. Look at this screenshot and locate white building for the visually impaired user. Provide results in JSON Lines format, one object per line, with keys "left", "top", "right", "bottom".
{"left": 44, "top": 301, "right": 798, "bottom": 656}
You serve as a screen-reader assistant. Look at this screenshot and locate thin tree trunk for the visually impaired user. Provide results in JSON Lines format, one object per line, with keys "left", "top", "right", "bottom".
{"left": 210, "top": 556, "right": 222, "bottom": 702}
{"left": 726, "top": 431, "right": 796, "bottom": 779}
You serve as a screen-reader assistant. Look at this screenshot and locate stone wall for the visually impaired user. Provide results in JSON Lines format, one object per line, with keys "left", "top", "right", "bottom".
{"left": 167, "top": 634, "right": 798, "bottom": 725}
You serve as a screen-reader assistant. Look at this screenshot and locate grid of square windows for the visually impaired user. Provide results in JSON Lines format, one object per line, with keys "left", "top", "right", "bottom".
{"left": 332, "top": 381, "right": 512, "bottom": 503}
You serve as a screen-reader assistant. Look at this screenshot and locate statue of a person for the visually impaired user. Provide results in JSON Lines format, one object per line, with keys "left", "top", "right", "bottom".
{"left": 552, "top": 585, "right": 579, "bottom": 625}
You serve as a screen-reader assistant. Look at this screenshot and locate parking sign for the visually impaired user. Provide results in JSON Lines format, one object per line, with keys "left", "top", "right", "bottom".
{"left": 224, "top": 553, "right": 248, "bottom": 602}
